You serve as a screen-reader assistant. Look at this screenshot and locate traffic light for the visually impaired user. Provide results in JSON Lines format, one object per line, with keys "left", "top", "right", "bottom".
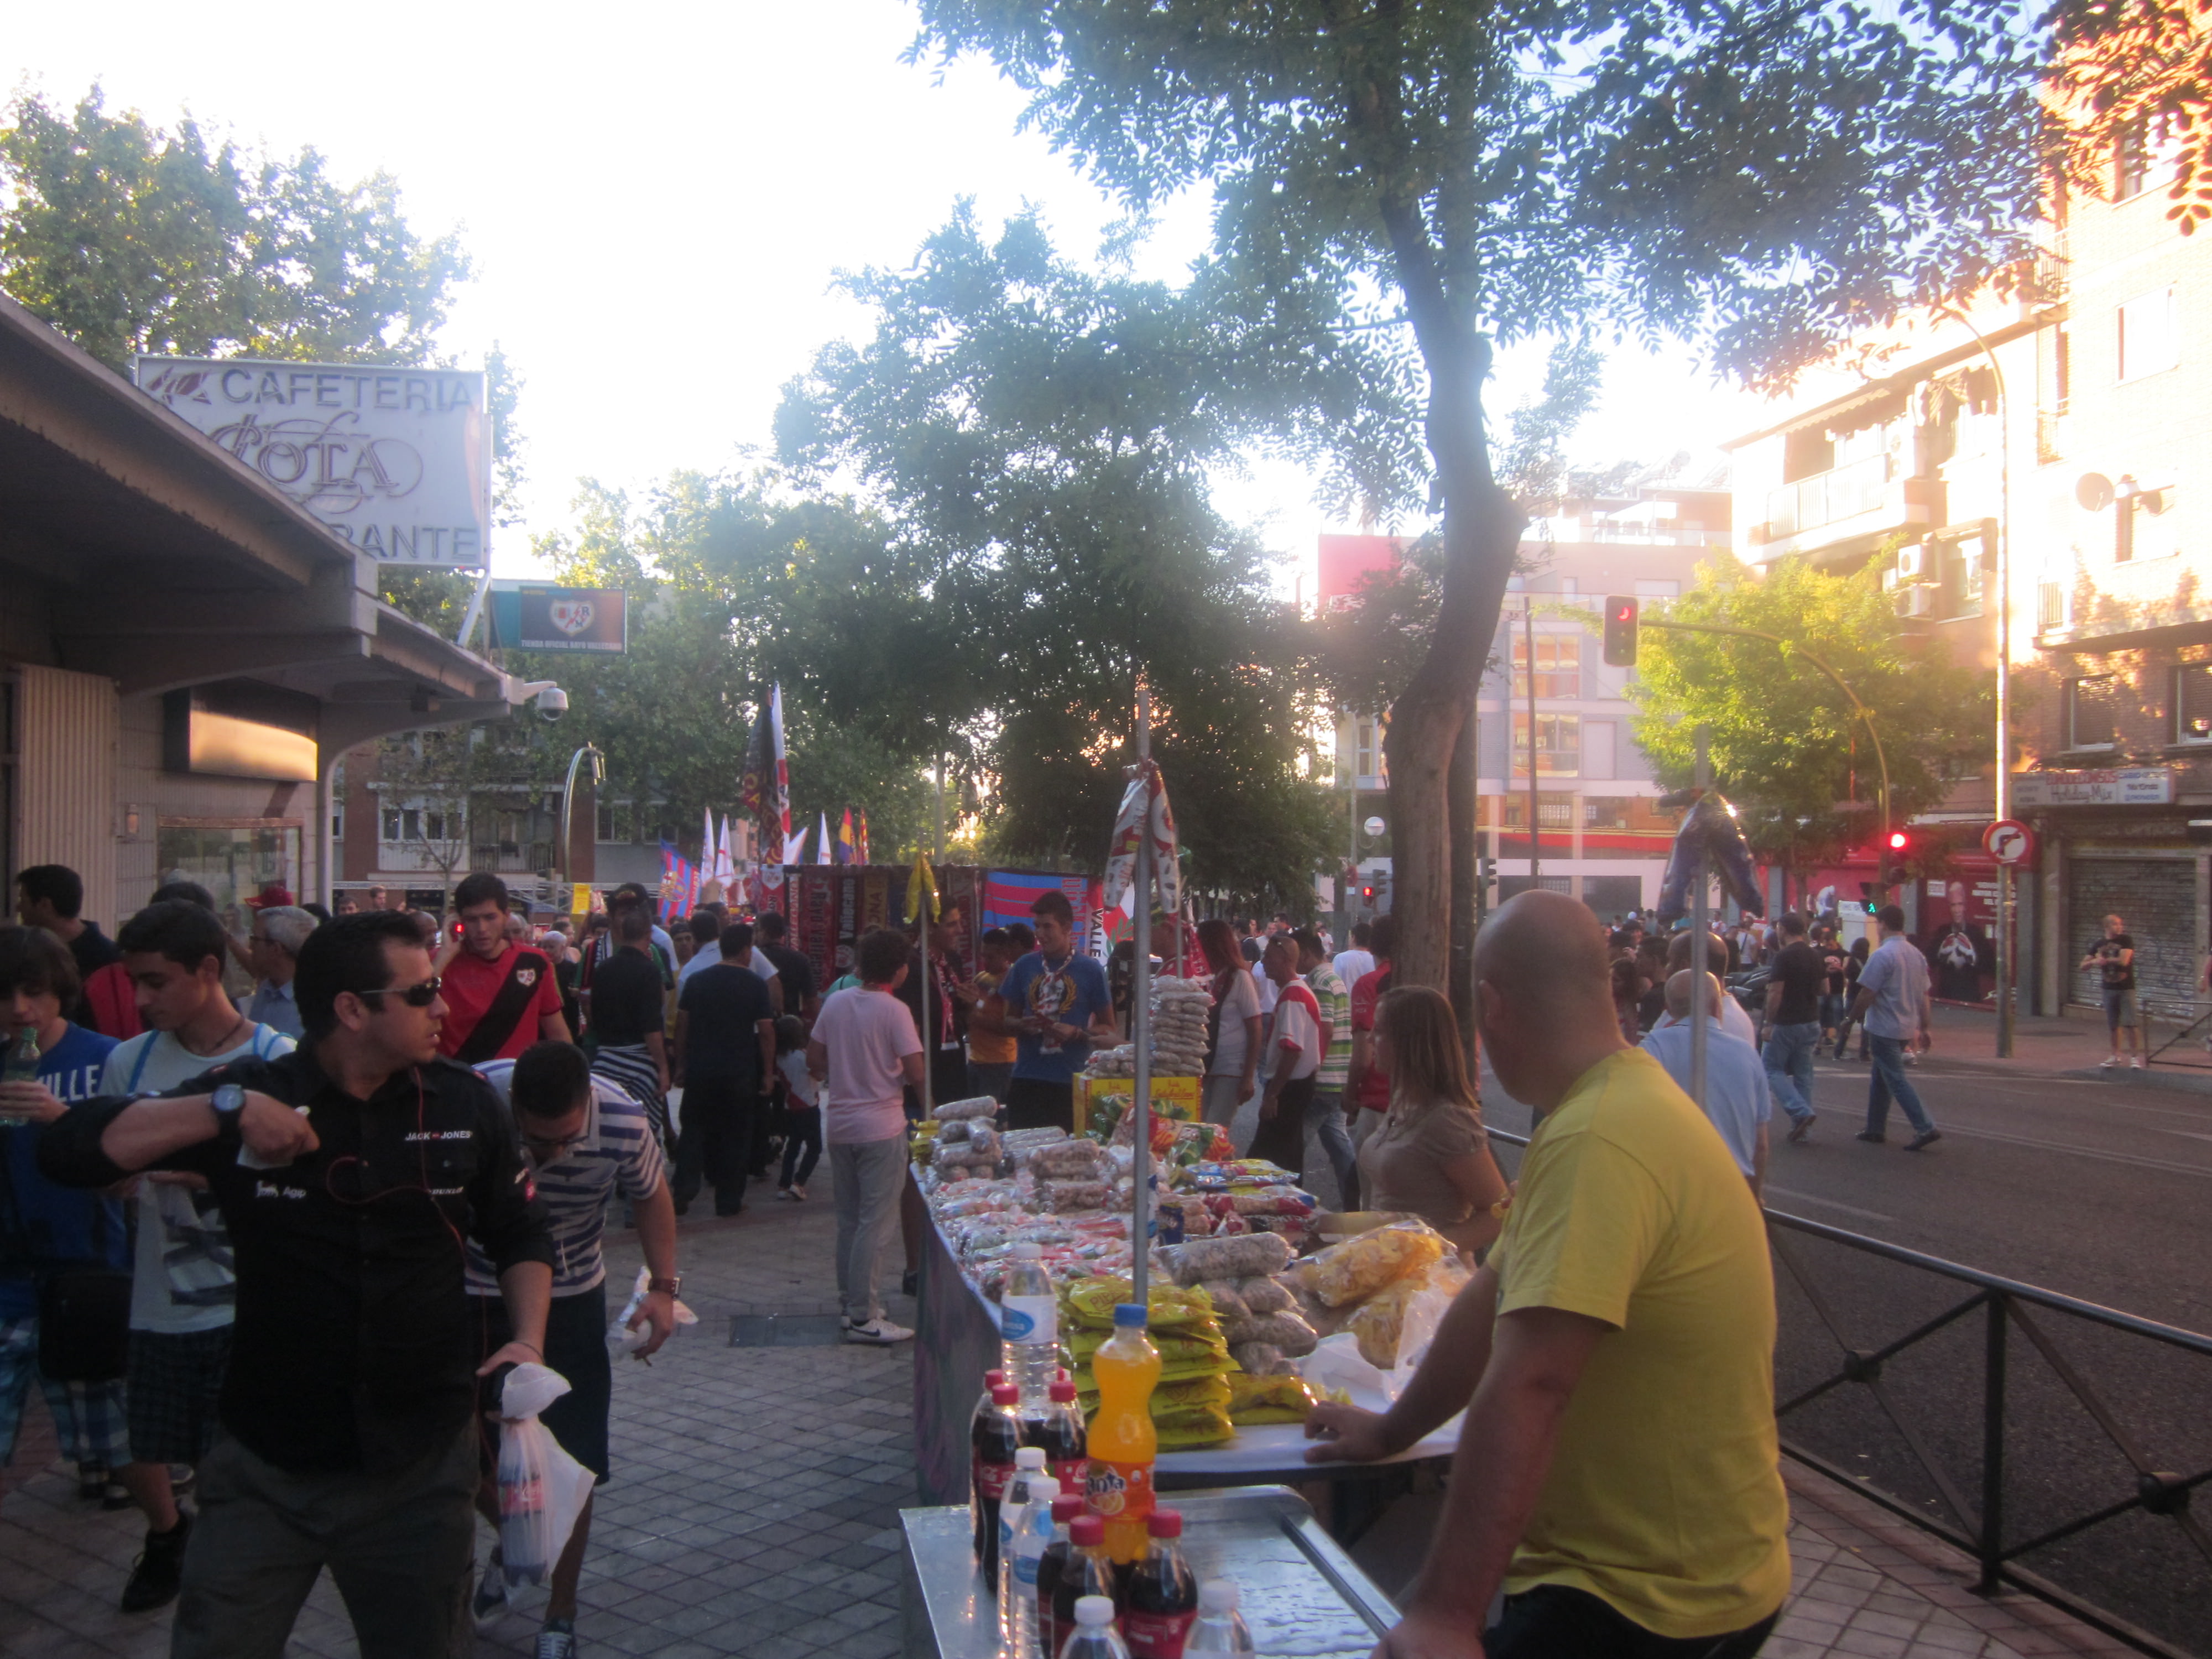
{"left": 1478, "top": 854, "right": 1497, "bottom": 888}
{"left": 1881, "top": 829, "right": 1911, "bottom": 886}
{"left": 1602, "top": 596, "right": 1639, "bottom": 666}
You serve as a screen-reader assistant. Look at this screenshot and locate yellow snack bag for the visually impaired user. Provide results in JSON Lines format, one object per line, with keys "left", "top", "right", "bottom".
{"left": 1301, "top": 1218, "right": 1448, "bottom": 1307}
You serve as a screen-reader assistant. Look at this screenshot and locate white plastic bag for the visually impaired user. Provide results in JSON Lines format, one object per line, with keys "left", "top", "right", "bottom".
{"left": 495, "top": 1363, "right": 597, "bottom": 1585}
{"left": 606, "top": 1265, "right": 701, "bottom": 1355}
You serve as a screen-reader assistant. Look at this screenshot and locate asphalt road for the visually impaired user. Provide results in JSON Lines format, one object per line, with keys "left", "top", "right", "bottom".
{"left": 1475, "top": 1039, "right": 2212, "bottom": 1655}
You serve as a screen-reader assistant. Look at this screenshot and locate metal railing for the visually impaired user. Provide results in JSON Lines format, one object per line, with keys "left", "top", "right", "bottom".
{"left": 1765, "top": 452, "right": 1891, "bottom": 536}
{"left": 1485, "top": 1125, "right": 2212, "bottom": 1656}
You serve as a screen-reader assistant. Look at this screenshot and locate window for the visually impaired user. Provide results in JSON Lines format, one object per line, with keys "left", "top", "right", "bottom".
{"left": 2175, "top": 664, "right": 2212, "bottom": 743}
{"left": 1511, "top": 634, "right": 1579, "bottom": 700}
{"left": 1583, "top": 797, "right": 1632, "bottom": 830}
{"left": 2066, "top": 675, "right": 2120, "bottom": 749}
{"left": 596, "top": 801, "right": 637, "bottom": 844}
{"left": 2119, "top": 289, "right": 2178, "bottom": 382}
{"left": 1512, "top": 712, "right": 1580, "bottom": 776}
{"left": 1503, "top": 791, "right": 1578, "bottom": 828}
{"left": 1351, "top": 716, "right": 1386, "bottom": 784}
{"left": 380, "top": 803, "right": 458, "bottom": 843}
{"left": 2117, "top": 118, "right": 2184, "bottom": 200}
{"left": 1782, "top": 426, "right": 1834, "bottom": 483}
{"left": 1942, "top": 536, "right": 1984, "bottom": 618}
{"left": 2039, "top": 582, "right": 2069, "bottom": 632}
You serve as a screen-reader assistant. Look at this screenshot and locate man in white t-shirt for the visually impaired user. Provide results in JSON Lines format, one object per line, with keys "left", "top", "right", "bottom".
{"left": 676, "top": 911, "right": 781, "bottom": 1016}
{"left": 1251, "top": 936, "right": 1322, "bottom": 1176}
{"left": 1332, "top": 921, "right": 1377, "bottom": 996}
{"left": 102, "top": 899, "right": 296, "bottom": 1612}
{"left": 806, "top": 927, "right": 924, "bottom": 1344}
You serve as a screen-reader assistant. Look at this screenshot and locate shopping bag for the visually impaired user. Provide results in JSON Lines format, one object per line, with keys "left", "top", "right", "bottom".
{"left": 495, "top": 1363, "right": 597, "bottom": 1586}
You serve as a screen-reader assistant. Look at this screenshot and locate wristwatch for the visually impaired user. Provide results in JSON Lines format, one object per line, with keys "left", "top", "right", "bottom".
{"left": 648, "top": 1275, "right": 682, "bottom": 1297}
{"left": 210, "top": 1082, "right": 248, "bottom": 1141}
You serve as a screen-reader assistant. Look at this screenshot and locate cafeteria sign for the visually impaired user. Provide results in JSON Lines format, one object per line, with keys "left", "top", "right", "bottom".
{"left": 486, "top": 585, "right": 628, "bottom": 654}
{"left": 2010, "top": 766, "right": 2173, "bottom": 807}
{"left": 135, "top": 356, "right": 491, "bottom": 567}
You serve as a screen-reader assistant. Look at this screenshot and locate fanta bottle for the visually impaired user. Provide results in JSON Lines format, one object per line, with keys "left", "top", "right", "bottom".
{"left": 1084, "top": 1303, "right": 1162, "bottom": 1564}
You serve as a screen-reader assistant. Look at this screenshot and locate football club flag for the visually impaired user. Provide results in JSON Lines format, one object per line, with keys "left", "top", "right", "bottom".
{"left": 785, "top": 826, "right": 811, "bottom": 864}
{"left": 854, "top": 811, "right": 870, "bottom": 865}
{"left": 738, "top": 684, "right": 792, "bottom": 904}
{"left": 815, "top": 811, "right": 832, "bottom": 865}
{"left": 836, "top": 808, "right": 856, "bottom": 866}
{"left": 716, "top": 816, "right": 735, "bottom": 885}
{"left": 905, "top": 850, "right": 940, "bottom": 926}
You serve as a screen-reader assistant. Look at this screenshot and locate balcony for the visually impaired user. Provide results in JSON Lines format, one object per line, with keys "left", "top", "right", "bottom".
{"left": 1748, "top": 456, "right": 1937, "bottom": 566}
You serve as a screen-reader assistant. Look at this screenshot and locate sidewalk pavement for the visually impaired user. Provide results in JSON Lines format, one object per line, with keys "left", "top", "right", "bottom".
{"left": 1922, "top": 998, "right": 2212, "bottom": 1093}
{"left": 0, "top": 1176, "right": 2141, "bottom": 1658}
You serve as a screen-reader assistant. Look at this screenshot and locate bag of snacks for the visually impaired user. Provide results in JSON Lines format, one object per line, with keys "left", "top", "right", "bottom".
{"left": 1226, "top": 1372, "right": 1316, "bottom": 1425}
{"left": 1296, "top": 1219, "right": 1447, "bottom": 1307}
{"left": 1158, "top": 1232, "right": 1295, "bottom": 1286}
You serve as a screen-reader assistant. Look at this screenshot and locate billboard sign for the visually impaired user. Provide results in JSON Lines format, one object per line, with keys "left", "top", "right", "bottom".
{"left": 486, "top": 585, "right": 628, "bottom": 653}
{"left": 135, "top": 356, "right": 491, "bottom": 567}
{"left": 2009, "top": 767, "right": 2173, "bottom": 807}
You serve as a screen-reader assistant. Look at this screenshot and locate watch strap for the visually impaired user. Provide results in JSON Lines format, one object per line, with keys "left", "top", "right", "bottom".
{"left": 648, "top": 1275, "right": 682, "bottom": 1297}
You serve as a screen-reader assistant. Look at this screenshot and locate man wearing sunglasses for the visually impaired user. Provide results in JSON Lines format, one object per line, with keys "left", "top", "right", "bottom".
{"left": 38, "top": 910, "right": 554, "bottom": 1659}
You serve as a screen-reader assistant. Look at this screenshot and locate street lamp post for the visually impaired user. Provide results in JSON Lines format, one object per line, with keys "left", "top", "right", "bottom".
{"left": 557, "top": 743, "right": 604, "bottom": 905}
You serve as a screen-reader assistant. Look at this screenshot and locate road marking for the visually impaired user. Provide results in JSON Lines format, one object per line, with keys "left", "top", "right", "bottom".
{"left": 1765, "top": 1187, "right": 1896, "bottom": 1224}
{"left": 1933, "top": 1123, "right": 2212, "bottom": 1177}
{"left": 2158, "top": 1130, "right": 2212, "bottom": 1144}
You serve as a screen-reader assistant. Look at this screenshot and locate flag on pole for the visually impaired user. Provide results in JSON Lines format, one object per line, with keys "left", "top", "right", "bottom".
{"left": 836, "top": 809, "right": 856, "bottom": 866}
{"left": 905, "top": 849, "right": 940, "bottom": 926}
{"left": 785, "top": 826, "right": 811, "bottom": 864}
{"left": 701, "top": 805, "right": 716, "bottom": 889}
{"left": 815, "top": 811, "right": 832, "bottom": 865}
{"left": 739, "top": 684, "right": 792, "bottom": 907}
{"left": 854, "top": 811, "right": 870, "bottom": 865}
{"left": 716, "top": 816, "right": 736, "bottom": 886}
{"left": 1103, "top": 759, "right": 1182, "bottom": 919}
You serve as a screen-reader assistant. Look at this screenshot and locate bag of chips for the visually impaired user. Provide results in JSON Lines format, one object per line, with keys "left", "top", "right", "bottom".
{"left": 1297, "top": 1219, "right": 1447, "bottom": 1308}
{"left": 1226, "top": 1373, "right": 1316, "bottom": 1425}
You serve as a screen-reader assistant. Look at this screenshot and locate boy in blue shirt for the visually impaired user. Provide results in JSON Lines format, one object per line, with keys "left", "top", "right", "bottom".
{"left": 983, "top": 891, "right": 1115, "bottom": 1130}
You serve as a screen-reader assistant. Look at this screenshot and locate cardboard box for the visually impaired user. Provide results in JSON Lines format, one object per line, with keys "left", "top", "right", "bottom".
{"left": 1076, "top": 1073, "right": 1201, "bottom": 1136}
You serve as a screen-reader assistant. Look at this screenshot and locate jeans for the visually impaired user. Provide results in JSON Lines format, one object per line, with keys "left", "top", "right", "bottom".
{"left": 1817, "top": 992, "right": 1845, "bottom": 1033}
{"left": 1201, "top": 1072, "right": 1248, "bottom": 1129}
{"left": 831, "top": 1135, "right": 909, "bottom": 1324}
{"left": 1486, "top": 1584, "right": 1778, "bottom": 1658}
{"left": 1306, "top": 1088, "right": 1359, "bottom": 1206}
{"left": 1248, "top": 1076, "right": 1315, "bottom": 1173}
{"left": 968, "top": 1061, "right": 1014, "bottom": 1103}
{"left": 1760, "top": 1021, "right": 1820, "bottom": 1125}
{"left": 1866, "top": 1034, "right": 1935, "bottom": 1136}
{"left": 173, "top": 1423, "right": 477, "bottom": 1659}
{"left": 780, "top": 1104, "right": 823, "bottom": 1190}
{"left": 672, "top": 1075, "right": 757, "bottom": 1214}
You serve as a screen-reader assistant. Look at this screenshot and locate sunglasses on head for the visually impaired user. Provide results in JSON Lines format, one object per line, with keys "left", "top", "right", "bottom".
{"left": 354, "top": 975, "right": 442, "bottom": 1009}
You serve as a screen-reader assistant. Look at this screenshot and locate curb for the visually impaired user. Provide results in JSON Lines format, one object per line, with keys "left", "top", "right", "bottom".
{"left": 2056, "top": 1065, "right": 2212, "bottom": 1097}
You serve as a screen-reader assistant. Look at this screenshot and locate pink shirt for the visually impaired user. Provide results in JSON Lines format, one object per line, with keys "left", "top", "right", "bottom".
{"left": 812, "top": 985, "right": 922, "bottom": 1144}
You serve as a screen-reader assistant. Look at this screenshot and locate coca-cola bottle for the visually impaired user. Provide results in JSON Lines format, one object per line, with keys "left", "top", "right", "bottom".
{"left": 973, "top": 1382, "right": 1021, "bottom": 1589}
{"left": 1121, "top": 1509, "right": 1199, "bottom": 1659}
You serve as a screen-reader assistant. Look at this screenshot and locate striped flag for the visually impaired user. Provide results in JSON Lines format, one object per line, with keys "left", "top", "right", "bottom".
{"left": 836, "top": 808, "right": 857, "bottom": 865}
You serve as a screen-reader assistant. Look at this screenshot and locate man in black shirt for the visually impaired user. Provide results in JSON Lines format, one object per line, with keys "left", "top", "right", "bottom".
{"left": 671, "top": 925, "right": 776, "bottom": 1215}
{"left": 586, "top": 907, "right": 672, "bottom": 1147}
{"left": 17, "top": 862, "right": 122, "bottom": 1025}
{"left": 1759, "top": 912, "right": 1825, "bottom": 1144}
{"left": 38, "top": 910, "right": 552, "bottom": 1659}
{"left": 755, "top": 910, "right": 818, "bottom": 1022}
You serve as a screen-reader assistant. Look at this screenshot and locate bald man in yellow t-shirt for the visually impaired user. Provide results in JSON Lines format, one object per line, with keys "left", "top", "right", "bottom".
{"left": 1307, "top": 890, "right": 1790, "bottom": 1659}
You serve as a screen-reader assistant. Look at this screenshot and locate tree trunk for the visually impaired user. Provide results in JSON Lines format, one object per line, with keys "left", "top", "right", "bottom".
{"left": 1447, "top": 698, "right": 1479, "bottom": 1063}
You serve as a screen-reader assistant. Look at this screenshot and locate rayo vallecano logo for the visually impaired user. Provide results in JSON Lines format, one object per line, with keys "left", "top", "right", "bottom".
{"left": 549, "top": 600, "right": 595, "bottom": 637}
{"left": 517, "top": 967, "right": 539, "bottom": 987}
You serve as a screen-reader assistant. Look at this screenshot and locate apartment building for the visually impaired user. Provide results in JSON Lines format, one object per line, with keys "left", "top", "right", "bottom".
{"left": 1726, "top": 128, "right": 2212, "bottom": 1013}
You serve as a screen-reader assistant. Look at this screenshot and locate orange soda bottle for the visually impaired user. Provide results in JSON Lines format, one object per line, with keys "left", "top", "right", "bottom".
{"left": 1084, "top": 1302, "right": 1162, "bottom": 1564}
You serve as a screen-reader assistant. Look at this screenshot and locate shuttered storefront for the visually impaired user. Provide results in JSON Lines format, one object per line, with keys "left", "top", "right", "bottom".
{"left": 17, "top": 665, "right": 118, "bottom": 930}
{"left": 2066, "top": 857, "right": 2198, "bottom": 1005}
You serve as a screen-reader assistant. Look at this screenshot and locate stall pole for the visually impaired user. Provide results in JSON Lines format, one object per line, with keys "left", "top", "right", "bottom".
{"left": 919, "top": 876, "right": 935, "bottom": 1116}
{"left": 1689, "top": 728, "right": 1711, "bottom": 1112}
{"left": 1131, "top": 688, "right": 1155, "bottom": 1309}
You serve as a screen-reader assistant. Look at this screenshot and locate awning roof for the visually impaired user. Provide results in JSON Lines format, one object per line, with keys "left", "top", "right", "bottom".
{"left": 0, "top": 293, "right": 526, "bottom": 745}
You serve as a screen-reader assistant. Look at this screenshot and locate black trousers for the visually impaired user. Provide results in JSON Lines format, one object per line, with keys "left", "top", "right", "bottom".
{"left": 1004, "top": 1076, "right": 1073, "bottom": 1133}
{"left": 1246, "top": 1075, "right": 1313, "bottom": 1176}
{"left": 1487, "top": 1587, "right": 1778, "bottom": 1659}
{"left": 674, "top": 1076, "right": 756, "bottom": 1214}
{"left": 779, "top": 1104, "right": 823, "bottom": 1189}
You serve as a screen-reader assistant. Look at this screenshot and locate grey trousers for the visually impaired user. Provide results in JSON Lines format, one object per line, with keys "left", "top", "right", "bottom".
{"left": 171, "top": 1421, "right": 477, "bottom": 1659}
{"left": 832, "top": 1134, "right": 910, "bottom": 1324}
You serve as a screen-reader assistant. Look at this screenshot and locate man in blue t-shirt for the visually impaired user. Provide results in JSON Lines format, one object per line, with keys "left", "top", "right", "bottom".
{"left": 0, "top": 924, "right": 131, "bottom": 1509}
{"left": 982, "top": 891, "right": 1115, "bottom": 1131}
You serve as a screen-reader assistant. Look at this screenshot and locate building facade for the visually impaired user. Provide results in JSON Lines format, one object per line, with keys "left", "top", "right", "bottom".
{"left": 1728, "top": 134, "right": 2212, "bottom": 1014}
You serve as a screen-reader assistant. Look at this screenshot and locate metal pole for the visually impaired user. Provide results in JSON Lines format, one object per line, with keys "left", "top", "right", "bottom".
{"left": 557, "top": 744, "right": 603, "bottom": 904}
{"left": 1525, "top": 601, "right": 1541, "bottom": 884}
{"left": 1348, "top": 779, "right": 1359, "bottom": 928}
{"left": 457, "top": 565, "right": 495, "bottom": 648}
{"left": 1691, "top": 728, "right": 1712, "bottom": 1112}
{"left": 933, "top": 756, "right": 946, "bottom": 862}
{"left": 919, "top": 898, "right": 934, "bottom": 1116}
{"left": 1131, "top": 688, "right": 1154, "bottom": 1308}
{"left": 1978, "top": 1291, "right": 2009, "bottom": 1594}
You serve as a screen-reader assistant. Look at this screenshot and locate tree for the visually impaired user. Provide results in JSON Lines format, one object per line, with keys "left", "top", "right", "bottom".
{"left": 2045, "top": 0, "right": 2212, "bottom": 234}
{"left": 910, "top": 0, "right": 2043, "bottom": 999}
{"left": 0, "top": 85, "right": 492, "bottom": 631}
{"left": 777, "top": 207, "right": 1342, "bottom": 901}
{"left": 1626, "top": 557, "right": 1992, "bottom": 904}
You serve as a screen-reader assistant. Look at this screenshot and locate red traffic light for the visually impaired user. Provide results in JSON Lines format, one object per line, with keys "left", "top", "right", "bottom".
{"left": 1601, "top": 596, "right": 1640, "bottom": 667}
{"left": 1886, "top": 831, "right": 1909, "bottom": 851}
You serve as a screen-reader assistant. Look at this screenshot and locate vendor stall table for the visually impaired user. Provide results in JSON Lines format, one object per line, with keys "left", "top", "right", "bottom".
{"left": 914, "top": 1213, "right": 1459, "bottom": 1510}
{"left": 900, "top": 1484, "right": 1397, "bottom": 1659}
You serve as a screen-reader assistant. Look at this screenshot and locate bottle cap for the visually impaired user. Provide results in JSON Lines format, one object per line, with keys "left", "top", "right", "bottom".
{"left": 1051, "top": 1495, "right": 1086, "bottom": 1521}
{"left": 1050, "top": 1378, "right": 1078, "bottom": 1402}
{"left": 1075, "top": 1596, "right": 1117, "bottom": 1627}
{"left": 1113, "top": 1303, "right": 1149, "bottom": 1328}
{"left": 1014, "top": 1241, "right": 1044, "bottom": 1259}
{"left": 1025, "top": 1477, "right": 1060, "bottom": 1506}
{"left": 1198, "top": 1580, "right": 1238, "bottom": 1615}
{"left": 1070, "top": 1515, "right": 1105, "bottom": 1545}
{"left": 1015, "top": 1446, "right": 1047, "bottom": 1470}
{"left": 986, "top": 1369, "right": 1007, "bottom": 1386}
{"left": 991, "top": 1384, "right": 1019, "bottom": 1405}
{"left": 1147, "top": 1509, "right": 1183, "bottom": 1538}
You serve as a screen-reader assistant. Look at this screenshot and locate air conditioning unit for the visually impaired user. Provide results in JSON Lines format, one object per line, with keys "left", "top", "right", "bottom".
{"left": 1880, "top": 567, "right": 1900, "bottom": 592}
{"left": 1895, "top": 545, "right": 1929, "bottom": 581}
{"left": 1896, "top": 586, "right": 1938, "bottom": 619}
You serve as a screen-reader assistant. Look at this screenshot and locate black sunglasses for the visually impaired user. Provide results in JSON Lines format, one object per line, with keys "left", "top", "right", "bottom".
{"left": 355, "top": 975, "right": 442, "bottom": 1009}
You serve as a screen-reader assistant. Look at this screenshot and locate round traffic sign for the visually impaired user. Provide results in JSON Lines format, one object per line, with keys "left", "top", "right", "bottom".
{"left": 1984, "top": 819, "right": 2035, "bottom": 865}
{"left": 1363, "top": 816, "right": 1386, "bottom": 838}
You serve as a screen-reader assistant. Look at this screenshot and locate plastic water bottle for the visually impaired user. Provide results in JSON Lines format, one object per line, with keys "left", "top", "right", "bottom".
{"left": 999, "top": 1472, "right": 1058, "bottom": 1659}
{"left": 997, "top": 1446, "right": 1048, "bottom": 1620}
{"left": 1182, "top": 1581, "right": 1254, "bottom": 1655}
{"left": 0, "top": 1027, "right": 39, "bottom": 1124}
{"left": 1060, "top": 1595, "right": 1132, "bottom": 1659}
{"left": 1000, "top": 1243, "right": 1061, "bottom": 1406}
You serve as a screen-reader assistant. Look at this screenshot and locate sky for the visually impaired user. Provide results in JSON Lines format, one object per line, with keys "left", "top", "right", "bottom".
{"left": 4, "top": 2, "right": 1764, "bottom": 588}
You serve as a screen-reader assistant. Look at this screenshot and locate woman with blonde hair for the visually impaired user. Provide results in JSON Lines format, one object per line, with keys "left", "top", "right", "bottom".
{"left": 1356, "top": 986, "right": 1510, "bottom": 1253}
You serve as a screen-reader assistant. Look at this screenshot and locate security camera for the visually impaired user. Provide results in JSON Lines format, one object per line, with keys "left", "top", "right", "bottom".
{"left": 536, "top": 686, "right": 568, "bottom": 721}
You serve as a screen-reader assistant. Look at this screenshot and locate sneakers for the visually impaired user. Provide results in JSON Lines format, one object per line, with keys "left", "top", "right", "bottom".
{"left": 120, "top": 1512, "right": 191, "bottom": 1613}
{"left": 1855, "top": 1130, "right": 1887, "bottom": 1144}
{"left": 789, "top": 1183, "right": 806, "bottom": 1201}
{"left": 2099, "top": 1055, "right": 2120, "bottom": 1069}
{"left": 774, "top": 1186, "right": 795, "bottom": 1202}
{"left": 536, "top": 1616, "right": 578, "bottom": 1658}
{"left": 1787, "top": 1113, "right": 1816, "bottom": 1145}
{"left": 472, "top": 1557, "right": 510, "bottom": 1629}
{"left": 2131, "top": 1056, "right": 2147, "bottom": 1070}
{"left": 77, "top": 1463, "right": 106, "bottom": 1502}
{"left": 1906, "top": 1129, "right": 1944, "bottom": 1151}
{"left": 844, "top": 1316, "right": 915, "bottom": 1345}
{"left": 167, "top": 1463, "right": 195, "bottom": 1494}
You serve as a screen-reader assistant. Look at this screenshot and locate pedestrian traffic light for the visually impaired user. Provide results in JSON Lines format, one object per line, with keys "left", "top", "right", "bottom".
{"left": 1602, "top": 596, "right": 1639, "bottom": 666}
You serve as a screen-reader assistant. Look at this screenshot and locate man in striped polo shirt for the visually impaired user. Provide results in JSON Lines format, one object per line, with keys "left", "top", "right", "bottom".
{"left": 466, "top": 1042, "right": 681, "bottom": 1658}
